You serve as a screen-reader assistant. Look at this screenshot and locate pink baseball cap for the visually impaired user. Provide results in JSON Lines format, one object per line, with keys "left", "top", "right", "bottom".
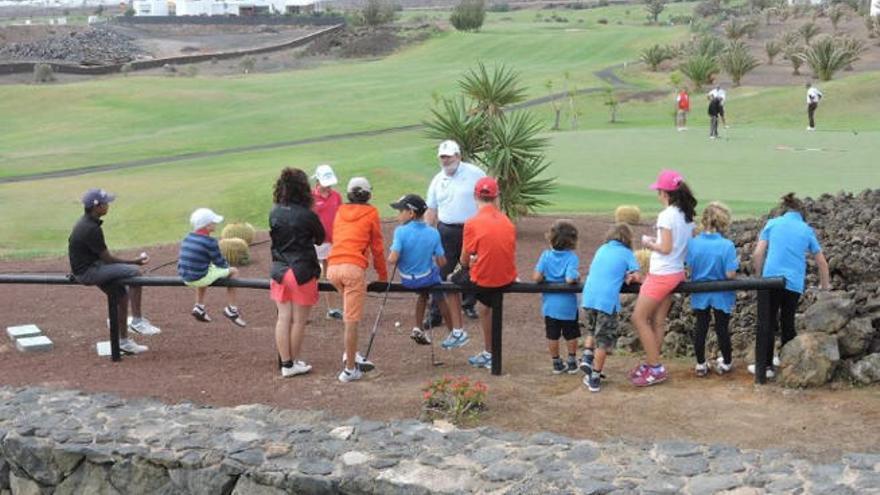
{"left": 649, "top": 169, "right": 684, "bottom": 192}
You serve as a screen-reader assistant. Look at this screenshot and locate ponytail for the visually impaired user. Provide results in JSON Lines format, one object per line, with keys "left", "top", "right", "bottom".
{"left": 668, "top": 181, "right": 697, "bottom": 223}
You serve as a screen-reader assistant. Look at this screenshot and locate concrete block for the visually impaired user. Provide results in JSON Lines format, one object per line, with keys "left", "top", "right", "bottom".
{"left": 15, "top": 335, "right": 53, "bottom": 353}
{"left": 6, "top": 324, "right": 42, "bottom": 340}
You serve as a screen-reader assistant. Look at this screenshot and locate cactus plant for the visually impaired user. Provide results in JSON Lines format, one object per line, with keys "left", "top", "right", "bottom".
{"left": 221, "top": 222, "right": 256, "bottom": 245}
{"left": 219, "top": 238, "right": 250, "bottom": 266}
{"left": 614, "top": 205, "right": 641, "bottom": 225}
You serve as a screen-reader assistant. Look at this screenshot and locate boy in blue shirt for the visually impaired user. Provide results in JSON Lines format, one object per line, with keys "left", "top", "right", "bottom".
{"left": 532, "top": 220, "right": 581, "bottom": 374}
{"left": 388, "top": 194, "right": 452, "bottom": 346}
{"left": 580, "top": 223, "right": 641, "bottom": 392}
{"left": 686, "top": 202, "right": 738, "bottom": 377}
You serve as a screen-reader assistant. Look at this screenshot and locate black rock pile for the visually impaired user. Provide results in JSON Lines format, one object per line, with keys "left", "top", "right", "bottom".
{"left": 0, "top": 28, "right": 145, "bottom": 65}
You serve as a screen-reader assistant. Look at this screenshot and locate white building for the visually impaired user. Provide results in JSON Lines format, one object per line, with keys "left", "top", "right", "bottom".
{"left": 173, "top": 0, "right": 316, "bottom": 16}
{"left": 134, "top": 0, "right": 169, "bottom": 15}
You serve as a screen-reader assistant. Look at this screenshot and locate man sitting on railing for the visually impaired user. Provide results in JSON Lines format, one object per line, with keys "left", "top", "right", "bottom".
{"left": 68, "top": 188, "right": 160, "bottom": 355}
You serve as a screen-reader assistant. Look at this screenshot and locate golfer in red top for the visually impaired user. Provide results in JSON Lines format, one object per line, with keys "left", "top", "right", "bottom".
{"left": 676, "top": 88, "right": 690, "bottom": 131}
{"left": 459, "top": 177, "right": 517, "bottom": 370}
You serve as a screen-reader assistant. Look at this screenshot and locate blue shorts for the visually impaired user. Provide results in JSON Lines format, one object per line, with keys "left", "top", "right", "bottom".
{"left": 401, "top": 266, "right": 444, "bottom": 299}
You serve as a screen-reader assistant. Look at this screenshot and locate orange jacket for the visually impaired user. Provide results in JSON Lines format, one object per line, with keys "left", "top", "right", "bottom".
{"left": 328, "top": 204, "right": 388, "bottom": 280}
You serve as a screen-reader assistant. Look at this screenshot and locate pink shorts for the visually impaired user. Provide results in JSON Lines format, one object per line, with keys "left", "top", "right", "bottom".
{"left": 270, "top": 269, "right": 319, "bottom": 305}
{"left": 639, "top": 272, "right": 685, "bottom": 301}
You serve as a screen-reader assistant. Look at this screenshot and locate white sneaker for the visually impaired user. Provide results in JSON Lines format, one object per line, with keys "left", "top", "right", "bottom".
{"left": 773, "top": 355, "right": 781, "bottom": 367}
{"left": 281, "top": 360, "right": 312, "bottom": 377}
{"left": 807, "top": 126, "right": 815, "bottom": 131}
{"left": 695, "top": 362, "right": 709, "bottom": 377}
{"left": 747, "top": 364, "right": 775, "bottom": 379}
{"left": 120, "top": 338, "right": 149, "bottom": 355}
{"left": 338, "top": 367, "right": 363, "bottom": 383}
{"left": 715, "top": 356, "right": 733, "bottom": 375}
{"left": 342, "top": 352, "right": 374, "bottom": 372}
{"left": 129, "top": 317, "right": 161, "bottom": 336}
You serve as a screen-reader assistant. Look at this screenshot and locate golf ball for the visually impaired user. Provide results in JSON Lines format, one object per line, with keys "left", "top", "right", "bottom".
{"left": 394, "top": 321, "right": 401, "bottom": 328}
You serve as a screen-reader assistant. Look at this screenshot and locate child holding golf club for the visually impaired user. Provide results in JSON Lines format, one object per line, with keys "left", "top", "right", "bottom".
{"left": 580, "top": 223, "right": 641, "bottom": 392}
{"left": 327, "top": 177, "right": 388, "bottom": 383}
{"left": 178, "top": 207, "right": 246, "bottom": 327}
{"left": 532, "top": 219, "right": 581, "bottom": 375}
{"left": 388, "top": 194, "right": 453, "bottom": 347}
{"left": 630, "top": 169, "right": 696, "bottom": 387}
{"left": 686, "top": 202, "right": 738, "bottom": 377}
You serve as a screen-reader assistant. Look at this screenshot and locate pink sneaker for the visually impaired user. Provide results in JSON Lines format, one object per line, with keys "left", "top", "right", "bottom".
{"left": 628, "top": 363, "right": 647, "bottom": 380}
{"left": 631, "top": 365, "right": 668, "bottom": 387}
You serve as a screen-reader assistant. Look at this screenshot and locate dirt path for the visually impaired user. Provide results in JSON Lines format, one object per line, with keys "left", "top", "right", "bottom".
{"left": 1, "top": 215, "right": 877, "bottom": 460}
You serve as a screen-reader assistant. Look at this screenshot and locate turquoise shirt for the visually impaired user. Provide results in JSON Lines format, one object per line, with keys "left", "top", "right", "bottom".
{"left": 760, "top": 211, "right": 821, "bottom": 294}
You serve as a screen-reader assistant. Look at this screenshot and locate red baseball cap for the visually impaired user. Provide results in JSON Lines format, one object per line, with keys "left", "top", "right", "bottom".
{"left": 649, "top": 169, "right": 684, "bottom": 192}
{"left": 474, "top": 176, "right": 499, "bottom": 199}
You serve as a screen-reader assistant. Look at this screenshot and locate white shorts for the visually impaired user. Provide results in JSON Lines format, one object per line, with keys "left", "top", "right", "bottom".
{"left": 315, "top": 242, "right": 332, "bottom": 261}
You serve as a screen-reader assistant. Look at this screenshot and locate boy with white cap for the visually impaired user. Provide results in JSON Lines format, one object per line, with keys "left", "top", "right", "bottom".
{"left": 178, "top": 208, "right": 246, "bottom": 327}
{"left": 312, "top": 164, "right": 344, "bottom": 319}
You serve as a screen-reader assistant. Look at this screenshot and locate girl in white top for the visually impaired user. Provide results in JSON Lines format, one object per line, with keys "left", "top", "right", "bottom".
{"left": 629, "top": 169, "right": 696, "bottom": 387}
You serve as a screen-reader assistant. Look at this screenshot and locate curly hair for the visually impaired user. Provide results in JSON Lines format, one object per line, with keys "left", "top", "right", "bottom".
{"left": 700, "top": 201, "right": 732, "bottom": 234}
{"left": 605, "top": 223, "right": 633, "bottom": 249}
{"left": 273, "top": 167, "right": 312, "bottom": 207}
{"left": 546, "top": 219, "right": 578, "bottom": 251}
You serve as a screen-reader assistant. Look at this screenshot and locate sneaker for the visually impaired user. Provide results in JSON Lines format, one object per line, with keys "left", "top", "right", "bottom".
{"left": 410, "top": 327, "right": 431, "bottom": 346}
{"left": 463, "top": 306, "right": 479, "bottom": 320}
{"left": 129, "top": 317, "right": 161, "bottom": 336}
{"left": 715, "top": 357, "right": 733, "bottom": 375}
{"left": 773, "top": 355, "right": 781, "bottom": 367}
{"left": 584, "top": 373, "right": 601, "bottom": 393}
{"left": 120, "top": 338, "right": 148, "bottom": 355}
{"left": 342, "top": 352, "right": 375, "bottom": 372}
{"left": 552, "top": 358, "right": 567, "bottom": 375}
{"left": 631, "top": 365, "right": 668, "bottom": 387}
{"left": 338, "top": 367, "right": 363, "bottom": 383}
{"left": 747, "top": 364, "right": 775, "bottom": 379}
{"left": 326, "top": 309, "right": 343, "bottom": 320}
{"left": 191, "top": 305, "right": 211, "bottom": 323}
{"left": 579, "top": 353, "right": 595, "bottom": 375}
{"left": 223, "top": 306, "right": 247, "bottom": 327}
{"left": 281, "top": 360, "right": 312, "bottom": 377}
{"left": 807, "top": 126, "right": 815, "bottom": 131}
{"left": 695, "top": 362, "right": 709, "bottom": 377}
{"left": 628, "top": 363, "right": 647, "bottom": 380}
{"left": 468, "top": 351, "right": 492, "bottom": 369}
{"left": 566, "top": 357, "right": 579, "bottom": 375}
{"left": 440, "top": 330, "right": 469, "bottom": 349}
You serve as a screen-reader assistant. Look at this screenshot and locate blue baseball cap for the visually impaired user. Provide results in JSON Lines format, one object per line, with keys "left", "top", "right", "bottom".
{"left": 81, "top": 188, "right": 116, "bottom": 208}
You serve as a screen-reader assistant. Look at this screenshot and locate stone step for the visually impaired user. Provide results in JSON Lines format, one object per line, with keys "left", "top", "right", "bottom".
{"left": 6, "top": 324, "right": 42, "bottom": 341}
{"left": 15, "top": 335, "right": 53, "bottom": 353}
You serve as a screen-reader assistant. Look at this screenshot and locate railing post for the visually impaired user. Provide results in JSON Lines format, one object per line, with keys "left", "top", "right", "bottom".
{"left": 107, "top": 291, "right": 121, "bottom": 362}
{"left": 490, "top": 291, "right": 504, "bottom": 376}
{"left": 755, "top": 289, "right": 771, "bottom": 384}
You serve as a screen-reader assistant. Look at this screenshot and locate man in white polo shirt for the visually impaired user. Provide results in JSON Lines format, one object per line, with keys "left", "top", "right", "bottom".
{"left": 806, "top": 82, "right": 823, "bottom": 131}
{"left": 425, "top": 140, "right": 486, "bottom": 349}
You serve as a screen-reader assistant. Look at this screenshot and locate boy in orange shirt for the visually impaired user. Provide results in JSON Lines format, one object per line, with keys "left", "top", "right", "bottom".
{"left": 458, "top": 177, "right": 517, "bottom": 369}
{"left": 327, "top": 177, "right": 388, "bottom": 383}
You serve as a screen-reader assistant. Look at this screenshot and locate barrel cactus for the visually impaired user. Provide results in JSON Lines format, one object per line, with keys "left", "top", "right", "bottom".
{"left": 221, "top": 222, "right": 256, "bottom": 245}
{"left": 219, "top": 238, "right": 250, "bottom": 266}
{"left": 635, "top": 248, "right": 651, "bottom": 274}
{"left": 614, "top": 205, "right": 641, "bottom": 225}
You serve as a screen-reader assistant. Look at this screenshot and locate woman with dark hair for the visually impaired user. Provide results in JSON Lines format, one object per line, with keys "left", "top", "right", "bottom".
{"left": 630, "top": 169, "right": 696, "bottom": 387}
{"left": 270, "top": 167, "right": 325, "bottom": 378}
{"left": 750, "top": 193, "right": 830, "bottom": 379}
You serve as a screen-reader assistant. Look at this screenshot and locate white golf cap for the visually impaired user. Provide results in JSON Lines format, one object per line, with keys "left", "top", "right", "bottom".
{"left": 347, "top": 177, "right": 371, "bottom": 193}
{"left": 190, "top": 208, "right": 224, "bottom": 230}
{"left": 437, "top": 140, "right": 461, "bottom": 157}
{"left": 314, "top": 164, "right": 338, "bottom": 187}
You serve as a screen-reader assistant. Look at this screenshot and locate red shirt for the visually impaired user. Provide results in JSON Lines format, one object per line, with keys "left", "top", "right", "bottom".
{"left": 312, "top": 187, "right": 342, "bottom": 244}
{"left": 677, "top": 91, "right": 690, "bottom": 111}
{"left": 462, "top": 204, "right": 517, "bottom": 288}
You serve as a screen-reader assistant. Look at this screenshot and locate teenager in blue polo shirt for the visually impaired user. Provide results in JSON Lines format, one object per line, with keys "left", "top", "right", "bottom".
{"left": 686, "top": 202, "right": 738, "bottom": 377}
{"left": 580, "top": 223, "right": 641, "bottom": 392}
{"left": 532, "top": 220, "right": 581, "bottom": 375}
{"left": 388, "top": 194, "right": 453, "bottom": 347}
{"left": 751, "top": 193, "right": 830, "bottom": 378}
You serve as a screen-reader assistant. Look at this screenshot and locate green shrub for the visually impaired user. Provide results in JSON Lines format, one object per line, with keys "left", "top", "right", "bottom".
{"left": 640, "top": 44, "right": 675, "bottom": 71}
{"left": 487, "top": 2, "right": 510, "bottom": 11}
{"left": 798, "top": 21, "right": 821, "bottom": 44}
{"left": 764, "top": 40, "right": 781, "bottom": 65}
{"left": 361, "top": 0, "right": 395, "bottom": 26}
{"left": 679, "top": 54, "right": 719, "bottom": 89}
{"left": 783, "top": 43, "right": 805, "bottom": 75}
{"left": 240, "top": 56, "right": 256, "bottom": 74}
{"left": 802, "top": 35, "right": 864, "bottom": 80}
{"left": 691, "top": 34, "right": 725, "bottom": 58}
{"left": 450, "top": 0, "right": 486, "bottom": 32}
{"left": 723, "top": 17, "right": 758, "bottom": 40}
{"left": 33, "top": 63, "right": 55, "bottom": 83}
{"left": 719, "top": 41, "right": 760, "bottom": 86}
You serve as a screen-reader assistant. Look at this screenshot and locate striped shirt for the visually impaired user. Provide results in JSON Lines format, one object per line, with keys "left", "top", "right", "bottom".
{"left": 178, "top": 232, "right": 228, "bottom": 282}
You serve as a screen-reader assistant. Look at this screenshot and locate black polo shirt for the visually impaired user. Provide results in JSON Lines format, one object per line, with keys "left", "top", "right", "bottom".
{"left": 68, "top": 214, "right": 107, "bottom": 276}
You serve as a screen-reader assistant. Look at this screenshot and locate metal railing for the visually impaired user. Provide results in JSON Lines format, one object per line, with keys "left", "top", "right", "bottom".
{"left": 0, "top": 274, "right": 785, "bottom": 383}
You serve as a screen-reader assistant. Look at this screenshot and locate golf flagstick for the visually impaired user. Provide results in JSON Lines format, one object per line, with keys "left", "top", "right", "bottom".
{"left": 361, "top": 264, "right": 398, "bottom": 370}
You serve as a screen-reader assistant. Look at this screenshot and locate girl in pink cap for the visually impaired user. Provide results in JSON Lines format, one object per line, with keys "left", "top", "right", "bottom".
{"left": 630, "top": 169, "right": 696, "bottom": 387}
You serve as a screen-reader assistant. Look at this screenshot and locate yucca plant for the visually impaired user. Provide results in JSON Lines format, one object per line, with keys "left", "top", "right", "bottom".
{"left": 779, "top": 30, "right": 800, "bottom": 47}
{"left": 691, "top": 35, "right": 726, "bottom": 58}
{"left": 802, "top": 36, "right": 862, "bottom": 81}
{"left": 424, "top": 96, "right": 487, "bottom": 160}
{"left": 679, "top": 54, "right": 720, "bottom": 90}
{"left": 640, "top": 44, "right": 674, "bottom": 71}
{"left": 784, "top": 43, "right": 805, "bottom": 75}
{"left": 720, "top": 41, "right": 760, "bottom": 86}
{"left": 724, "top": 17, "right": 757, "bottom": 40}
{"left": 828, "top": 5, "right": 846, "bottom": 31}
{"left": 765, "top": 40, "right": 782, "bottom": 65}
{"left": 836, "top": 35, "right": 866, "bottom": 70}
{"left": 798, "top": 22, "right": 821, "bottom": 44}
{"left": 459, "top": 63, "right": 527, "bottom": 119}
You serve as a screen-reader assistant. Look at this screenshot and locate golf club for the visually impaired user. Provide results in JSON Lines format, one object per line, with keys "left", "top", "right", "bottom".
{"left": 360, "top": 264, "right": 398, "bottom": 371}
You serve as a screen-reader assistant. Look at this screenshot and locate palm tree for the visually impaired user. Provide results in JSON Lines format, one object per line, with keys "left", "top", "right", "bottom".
{"left": 424, "top": 97, "right": 487, "bottom": 160}
{"left": 720, "top": 41, "right": 760, "bottom": 86}
{"left": 640, "top": 44, "right": 674, "bottom": 71}
{"left": 802, "top": 36, "right": 864, "bottom": 81}
{"left": 679, "top": 54, "right": 720, "bottom": 90}
{"left": 765, "top": 40, "right": 781, "bottom": 65}
{"left": 458, "top": 63, "right": 527, "bottom": 119}
{"left": 798, "top": 22, "right": 821, "bottom": 44}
